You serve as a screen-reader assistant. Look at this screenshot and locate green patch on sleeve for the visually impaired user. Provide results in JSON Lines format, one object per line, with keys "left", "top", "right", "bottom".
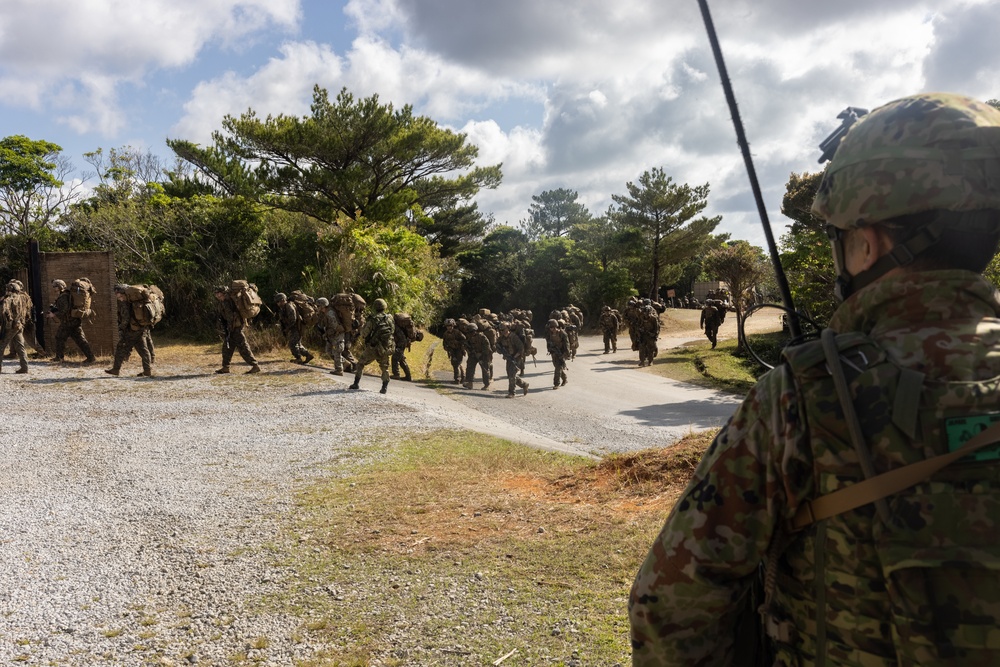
{"left": 945, "top": 413, "right": 1000, "bottom": 462}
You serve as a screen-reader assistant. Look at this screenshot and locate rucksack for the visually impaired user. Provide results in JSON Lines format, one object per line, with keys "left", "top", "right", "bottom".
{"left": 365, "top": 313, "right": 394, "bottom": 348}
{"left": 331, "top": 293, "right": 359, "bottom": 332}
{"left": 289, "top": 290, "right": 319, "bottom": 327}
{"left": 127, "top": 284, "right": 165, "bottom": 327}
{"left": 229, "top": 280, "right": 262, "bottom": 321}
{"left": 70, "top": 278, "right": 96, "bottom": 319}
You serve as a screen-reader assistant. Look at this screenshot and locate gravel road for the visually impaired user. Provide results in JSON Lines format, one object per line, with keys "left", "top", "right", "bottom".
{"left": 0, "top": 312, "right": 744, "bottom": 665}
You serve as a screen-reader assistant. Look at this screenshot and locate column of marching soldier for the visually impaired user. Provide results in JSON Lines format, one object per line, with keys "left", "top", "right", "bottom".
{"left": 1, "top": 277, "right": 672, "bottom": 392}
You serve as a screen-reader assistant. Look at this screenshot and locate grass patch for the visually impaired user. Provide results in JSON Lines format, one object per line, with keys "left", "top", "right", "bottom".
{"left": 647, "top": 337, "right": 764, "bottom": 394}
{"left": 268, "top": 429, "right": 715, "bottom": 666}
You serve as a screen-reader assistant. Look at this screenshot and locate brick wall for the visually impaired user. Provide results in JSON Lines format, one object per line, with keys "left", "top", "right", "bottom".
{"left": 36, "top": 252, "right": 118, "bottom": 358}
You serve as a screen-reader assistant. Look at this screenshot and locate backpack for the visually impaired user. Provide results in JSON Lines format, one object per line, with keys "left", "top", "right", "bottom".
{"left": 127, "top": 284, "right": 165, "bottom": 327}
{"left": 229, "top": 280, "right": 262, "bottom": 321}
{"left": 289, "top": 290, "right": 319, "bottom": 327}
{"left": 70, "top": 278, "right": 96, "bottom": 319}
{"left": 365, "top": 312, "right": 394, "bottom": 348}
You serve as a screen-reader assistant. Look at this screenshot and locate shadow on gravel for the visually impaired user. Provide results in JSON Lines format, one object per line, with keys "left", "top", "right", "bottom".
{"left": 620, "top": 399, "right": 737, "bottom": 428}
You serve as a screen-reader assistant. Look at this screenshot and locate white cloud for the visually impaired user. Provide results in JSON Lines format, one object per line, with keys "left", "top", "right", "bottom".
{"left": 0, "top": 0, "right": 299, "bottom": 135}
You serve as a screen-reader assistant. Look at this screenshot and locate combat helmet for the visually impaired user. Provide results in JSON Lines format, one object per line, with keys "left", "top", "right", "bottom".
{"left": 52, "top": 279, "right": 66, "bottom": 289}
{"left": 444, "top": 318, "right": 456, "bottom": 327}
{"left": 274, "top": 292, "right": 287, "bottom": 303}
{"left": 812, "top": 93, "right": 1000, "bottom": 299}
{"left": 373, "top": 298, "right": 387, "bottom": 312}
{"left": 316, "top": 297, "right": 329, "bottom": 307}
{"left": 546, "top": 318, "right": 559, "bottom": 329}
{"left": 6, "top": 279, "right": 23, "bottom": 293}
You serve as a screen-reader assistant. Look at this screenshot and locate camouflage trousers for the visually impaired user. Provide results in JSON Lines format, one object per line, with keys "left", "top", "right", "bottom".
{"left": 447, "top": 348, "right": 465, "bottom": 382}
{"left": 550, "top": 353, "right": 568, "bottom": 387}
{"left": 391, "top": 346, "right": 411, "bottom": 381}
{"left": 638, "top": 335, "right": 658, "bottom": 367}
{"left": 505, "top": 358, "right": 528, "bottom": 395}
{"left": 354, "top": 345, "right": 391, "bottom": 383}
{"left": 704, "top": 323, "right": 719, "bottom": 348}
{"left": 222, "top": 327, "right": 257, "bottom": 368}
{"left": 55, "top": 319, "right": 94, "bottom": 361}
{"left": 602, "top": 328, "right": 618, "bottom": 353}
{"left": 326, "top": 331, "right": 356, "bottom": 372}
{"left": 285, "top": 327, "right": 310, "bottom": 361}
{"left": 112, "top": 326, "right": 152, "bottom": 374}
{"left": 0, "top": 327, "right": 28, "bottom": 372}
{"left": 465, "top": 352, "right": 490, "bottom": 387}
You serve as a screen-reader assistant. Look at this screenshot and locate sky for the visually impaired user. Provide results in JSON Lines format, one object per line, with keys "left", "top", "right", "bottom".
{"left": 1, "top": 0, "right": 999, "bottom": 247}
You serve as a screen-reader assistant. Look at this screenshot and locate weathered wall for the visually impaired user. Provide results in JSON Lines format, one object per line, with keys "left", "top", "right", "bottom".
{"left": 35, "top": 252, "right": 118, "bottom": 358}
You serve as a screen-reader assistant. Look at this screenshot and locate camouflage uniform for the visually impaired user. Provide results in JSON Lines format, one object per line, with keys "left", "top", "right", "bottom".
{"left": 497, "top": 325, "right": 529, "bottom": 397}
{"left": 48, "top": 282, "right": 95, "bottom": 362}
{"left": 323, "top": 306, "right": 355, "bottom": 375}
{"left": 545, "top": 320, "right": 570, "bottom": 388}
{"left": 350, "top": 299, "right": 394, "bottom": 393}
{"left": 390, "top": 314, "right": 422, "bottom": 382}
{"left": 216, "top": 289, "right": 259, "bottom": 374}
{"left": 630, "top": 93, "right": 1000, "bottom": 665}
{"left": 107, "top": 287, "right": 153, "bottom": 377}
{"left": 463, "top": 322, "right": 493, "bottom": 390}
{"left": 0, "top": 280, "right": 32, "bottom": 374}
{"left": 699, "top": 299, "right": 723, "bottom": 348}
{"left": 599, "top": 305, "right": 620, "bottom": 354}
{"left": 441, "top": 319, "right": 466, "bottom": 383}
{"left": 276, "top": 294, "right": 313, "bottom": 364}
{"left": 636, "top": 304, "right": 660, "bottom": 367}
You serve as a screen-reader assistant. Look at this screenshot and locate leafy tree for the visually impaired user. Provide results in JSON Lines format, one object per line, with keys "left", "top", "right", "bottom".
{"left": 168, "top": 86, "right": 502, "bottom": 227}
{"left": 524, "top": 188, "right": 591, "bottom": 240}
{"left": 414, "top": 200, "right": 492, "bottom": 258}
{"left": 454, "top": 225, "right": 529, "bottom": 315}
{"left": 703, "top": 241, "right": 770, "bottom": 353}
{"left": 779, "top": 171, "right": 837, "bottom": 326}
{"left": 611, "top": 168, "right": 720, "bottom": 299}
{"left": 82, "top": 146, "right": 167, "bottom": 206}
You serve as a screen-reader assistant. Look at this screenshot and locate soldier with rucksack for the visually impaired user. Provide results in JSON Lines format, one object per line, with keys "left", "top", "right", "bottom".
{"left": 497, "top": 322, "right": 529, "bottom": 398}
{"left": 390, "top": 312, "right": 423, "bottom": 382}
{"left": 631, "top": 93, "right": 1000, "bottom": 665}
{"left": 636, "top": 300, "right": 660, "bottom": 367}
{"left": 46, "top": 278, "right": 96, "bottom": 364}
{"left": 349, "top": 298, "right": 394, "bottom": 394}
{"left": 214, "top": 283, "right": 260, "bottom": 374}
{"left": 274, "top": 292, "right": 314, "bottom": 365}
{"left": 544, "top": 318, "right": 570, "bottom": 389}
{"left": 105, "top": 283, "right": 157, "bottom": 377}
{"left": 0, "top": 279, "right": 32, "bottom": 374}
{"left": 599, "top": 305, "right": 620, "bottom": 354}
{"left": 440, "top": 318, "right": 466, "bottom": 384}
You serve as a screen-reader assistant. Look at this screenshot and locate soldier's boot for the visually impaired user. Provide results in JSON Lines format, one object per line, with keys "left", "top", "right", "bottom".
{"left": 401, "top": 360, "right": 411, "bottom": 382}
{"left": 379, "top": 380, "right": 388, "bottom": 394}
{"left": 303, "top": 351, "right": 314, "bottom": 364}
{"left": 390, "top": 360, "right": 399, "bottom": 378}
{"left": 349, "top": 371, "right": 361, "bottom": 390}
{"left": 507, "top": 391, "right": 515, "bottom": 398}
{"left": 215, "top": 366, "right": 231, "bottom": 374}
{"left": 80, "top": 341, "right": 95, "bottom": 364}
{"left": 15, "top": 366, "right": 28, "bottom": 374}
{"left": 482, "top": 381, "right": 490, "bottom": 390}
{"left": 105, "top": 367, "right": 120, "bottom": 376}
{"left": 561, "top": 372, "right": 567, "bottom": 386}
{"left": 246, "top": 365, "right": 261, "bottom": 374}
{"left": 137, "top": 368, "right": 153, "bottom": 377}
{"left": 463, "top": 381, "right": 474, "bottom": 389}
{"left": 521, "top": 381, "right": 529, "bottom": 397}
{"left": 330, "top": 368, "right": 344, "bottom": 376}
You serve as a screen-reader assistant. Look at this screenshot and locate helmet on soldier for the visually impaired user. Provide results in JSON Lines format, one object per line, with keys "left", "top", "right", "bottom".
{"left": 52, "top": 279, "right": 66, "bottom": 289}
{"left": 316, "top": 297, "right": 329, "bottom": 307}
{"left": 274, "top": 292, "right": 287, "bottom": 303}
{"left": 373, "top": 298, "right": 387, "bottom": 312}
{"left": 547, "top": 318, "right": 559, "bottom": 329}
{"left": 444, "top": 318, "right": 456, "bottom": 327}
{"left": 114, "top": 284, "right": 130, "bottom": 294}
{"left": 602, "top": 305, "right": 610, "bottom": 312}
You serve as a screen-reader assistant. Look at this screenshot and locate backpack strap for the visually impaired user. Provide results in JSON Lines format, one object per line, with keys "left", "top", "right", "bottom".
{"left": 790, "top": 416, "right": 1000, "bottom": 532}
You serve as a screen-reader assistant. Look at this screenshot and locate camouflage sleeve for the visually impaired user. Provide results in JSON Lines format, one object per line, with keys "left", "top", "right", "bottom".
{"left": 628, "top": 365, "right": 814, "bottom": 665}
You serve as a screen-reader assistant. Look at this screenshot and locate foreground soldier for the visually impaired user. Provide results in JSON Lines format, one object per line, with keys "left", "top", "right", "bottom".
{"left": 630, "top": 93, "right": 1000, "bottom": 664}
{"left": 106, "top": 284, "right": 153, "bottom": 377}
{"left": 47, "top": 279, "right": 96, "bottom": 363}
{"left": 544, "top": 318, "right": 569, "bottom": 389}
{"left": 440, "top": 318, "right": 466, "bottom": 383}
{"left": 599, "top": 304, "right": 619, "bottom": 354}
{"left": 349, "top": 298, "right": 394, "bottom": 394}
{"left": 0, "top": 279, "right": 32, "bottom": 374}
{"left": 214, "top": 286, "right": 260, "bottom": 374}
{"left": 497, "top": 322, "right": 529, "bottom": 397}
{"left": 275, "top": 292, "right": 314, "bottom": 365}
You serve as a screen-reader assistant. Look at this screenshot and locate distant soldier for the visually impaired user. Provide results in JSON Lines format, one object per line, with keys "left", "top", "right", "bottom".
{"left": 440, "top": 318, "right": 466, "bottom": 384}
{"left": 700, "top": 299, "right": 724, "bottom": 349}
{"left": 106, "top": 284, "right": 154, "bottom": 377}
{"left": 349, "top": 298, "right": 394, "bottom": 394}
{"left": 315, "top": 297, "right": 331, "bottom": 356}
{"left": 322, "top": 298, "right": 356, "bottom": 377}
{"left": 637, "top": 301, "right": 660, "bottom": 367}
{"left": 599, "top": 305, "right": 620, "bottom": 354}
{"left": 275, "top": 292, "right": 314, "bottom": 365}
{"left": 497, "top": 322, "right": 529, "bottom": 397}
{"left": 391, "top": 312, "right": 423, "bottom": 382}
{"left": 214, "top": 285, "right": 260, "bottom": 374}
{"left": 0, "top": 279, "right": 32, "bottom": 374}
{"left": 463, "top": 320, "right": 493, "bottom": 390}
{"left": 545, "top": 318, "right": 570, "bottom": 389}
{"left": 624, "top": 297, "right": 642, "bottom": 351}
{"left": 46, "top": 278, "right": 96, "bottom": 364}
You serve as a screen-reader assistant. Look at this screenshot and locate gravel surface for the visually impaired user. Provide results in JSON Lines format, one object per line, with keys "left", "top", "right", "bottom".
{"left": 1, "top": 359, "right": 445, "bottom": 666}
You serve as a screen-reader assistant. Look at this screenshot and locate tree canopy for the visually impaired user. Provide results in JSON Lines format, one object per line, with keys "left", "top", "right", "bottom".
{"left": 168, "top": 86, "right": 502, "bottom": 227}
{"left": 524, "top": 188, "right": 591, "bottom": 239}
